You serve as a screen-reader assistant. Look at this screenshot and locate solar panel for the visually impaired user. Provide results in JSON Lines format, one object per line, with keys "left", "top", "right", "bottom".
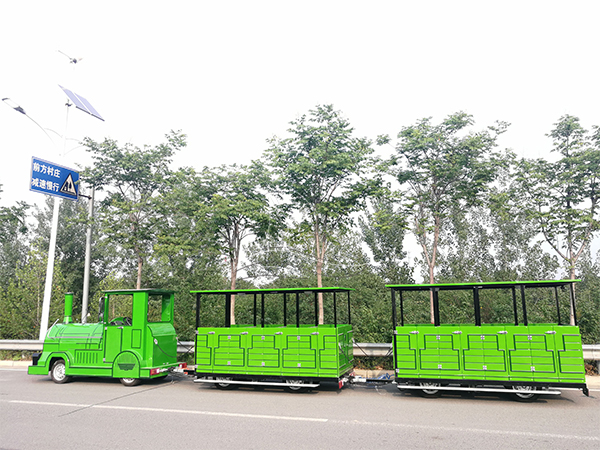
{"left": 58, "top": 85, "right": 104, "bottom": 121}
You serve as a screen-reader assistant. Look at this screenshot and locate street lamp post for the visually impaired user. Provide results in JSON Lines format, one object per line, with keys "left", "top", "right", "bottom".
{"left": 3, "top": 98, "right": 62, "bottom": 340}
{"left": 81, "top": 186, "right": 94, "bottom": 323}
{"left": 2, "top": 98, "right": 92, "bottom": 339}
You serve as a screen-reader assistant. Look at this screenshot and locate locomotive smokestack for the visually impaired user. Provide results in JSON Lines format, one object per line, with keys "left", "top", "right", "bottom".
{"left": 64, "top": 292, "right": 74, "bottom": 324}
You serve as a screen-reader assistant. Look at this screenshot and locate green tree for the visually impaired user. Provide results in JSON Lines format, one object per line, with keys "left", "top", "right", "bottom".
{"left": 0, "top": 186, "right": 29, "bottom": 283}
{"left": 437, "top": 203, "right": 559, "bottom": 283}
{"left": 575, "top": 250, "right": 600, "bottom": 344}
{"left": 161, "top": 163, "right": 279, "bottom": 324}
{"left": 359, "top": 196, "right": 413, "bottom": 284}
{"left": 265, "top": 105, "right": 380, "bottom": 323}
{"left": 82, "top": 131, "right": 186, "bottom": 289}
{"left": 0, "top": 247, "right": 66, "bottom": 339}
{"left": 246, "top": 228, "right": 390, "bottom": 342}
{"left": 32, "top": 195, "right": 108, "bottom": 315}
{"left": 515, "top": 115, "right": 600, "bottom": 324}
{"left": 384, "top": 112, "right": 508, "bottom": 323}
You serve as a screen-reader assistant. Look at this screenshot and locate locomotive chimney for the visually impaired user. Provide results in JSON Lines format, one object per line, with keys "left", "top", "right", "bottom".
{"left": 64, "top": 292, "right": 74, "bottom": 324}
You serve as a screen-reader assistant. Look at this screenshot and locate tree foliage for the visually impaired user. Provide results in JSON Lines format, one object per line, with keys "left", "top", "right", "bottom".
{"left": 514, "top": 115, "right": 600, "bottom": 324}
{"left": 1, "top": 110, "right": 599, "bottom": 346}
{"left": 82, "top": 131, "right": 186, "bottom": 288}
{"left": 0, "top": 186, "right": 29, "bottom": 283}
{"left": 359, "top": 196, "right": 413, "bottom": 284}
{"left": 161, "top": 162, "right": 280, "bottom": 324}
{"left": 384, "top": 112, "right": 508, "bottom": 322}
{"left": 265, "top": 104, "right": 381, "bottom": 323}
{"left": 515, "top": 115, "right": 599, "bottom": 277}
{"left": 0, "top": 247, "right": 66, "bottom": 339}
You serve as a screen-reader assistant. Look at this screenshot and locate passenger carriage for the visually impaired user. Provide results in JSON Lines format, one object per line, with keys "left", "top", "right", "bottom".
{"left": 387, "top": 280, "right": 589, "bottom": 401}
{"left": 191, "top": 287, "right": 354, "bottom": 390}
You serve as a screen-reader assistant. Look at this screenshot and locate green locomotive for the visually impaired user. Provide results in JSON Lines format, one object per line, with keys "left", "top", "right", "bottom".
{"left": 28, "top": 289, "right": 183, "bottom": 386}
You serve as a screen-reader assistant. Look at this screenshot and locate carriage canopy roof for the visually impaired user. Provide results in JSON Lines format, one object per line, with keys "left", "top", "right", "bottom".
{"left": 190, "top": 287, "right": 354, "bottom": 295}
{"left": 386, "top": 280, "right": 579, "bottom": 291}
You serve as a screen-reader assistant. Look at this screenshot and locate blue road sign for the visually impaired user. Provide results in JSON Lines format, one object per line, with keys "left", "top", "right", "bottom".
{"left": 30, "top": 157, "right": 79, "bottom": 201}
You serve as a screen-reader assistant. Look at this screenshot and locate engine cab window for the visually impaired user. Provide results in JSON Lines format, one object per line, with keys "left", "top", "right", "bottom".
{"left": 107, "top": 294, "right": 133, "bottom": 326}
{"left": 148, "top": 294, "right": 172, "bottom": 323}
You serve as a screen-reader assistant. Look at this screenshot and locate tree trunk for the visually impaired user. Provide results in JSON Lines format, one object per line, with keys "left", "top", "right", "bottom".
{"left": 229, "top": 224, "right": 241, "bottom": 326}
{"left": 417, "top": 213, "right": 439, "bottom": 325}
{"left": 569, "top": 264, "right": 576, "bottom": 326}
{"left": 316, "top": 256, "right": 324, "bottom": 325}
{"left": 230, "top": 262, "right": 237, "bottom": 326}
{"left": 314, "top": 221, "right": 325, "bottom": 325}
{"left": 136, "top": 254, "right": 143, "bottom": 290}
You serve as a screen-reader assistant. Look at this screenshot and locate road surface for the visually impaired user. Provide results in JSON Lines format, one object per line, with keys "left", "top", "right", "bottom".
{"left": 1, "top": 367, "right": 598, "bottom": 449}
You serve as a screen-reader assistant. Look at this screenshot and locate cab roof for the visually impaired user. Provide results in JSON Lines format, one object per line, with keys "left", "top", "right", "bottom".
{"left": 103, "top": 288, "right": 175, "bottom": 295}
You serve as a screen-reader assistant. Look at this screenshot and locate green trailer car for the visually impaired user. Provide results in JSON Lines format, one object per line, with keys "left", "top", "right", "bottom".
{"left": 191, "top": 287, "right": 354, "bottom": 390}
{"left": 28, "top": 289, "right": 184, "bottom": 386}
{"left": 388, "top": 280, "right": 589, "bottom": 401}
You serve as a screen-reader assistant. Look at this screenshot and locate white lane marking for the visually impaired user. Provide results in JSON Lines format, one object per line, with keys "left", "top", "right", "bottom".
{"left": 335, "top": 419, "right": 600, "bottom": 442}
{"left": 9, "top": 400, "right": 327, "bottom": 423}
{"left": 7, "top": 400, "right": 600, "bottom": 441}
{"left": 11, "top": 400, "right": 90, "bottom": 408}
{"left": 93, "top": 404, "right": 328, "bottom": 422}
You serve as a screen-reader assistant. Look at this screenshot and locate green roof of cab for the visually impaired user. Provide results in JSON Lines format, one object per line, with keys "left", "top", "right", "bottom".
{"left": 385, "top": 279, "right": 580, "bottom": 290}
{"left": 103, "top": 288, "right": 176, "bottom": 295}
{"left": 190, "top": 287, "right": 354, "bottom": 294}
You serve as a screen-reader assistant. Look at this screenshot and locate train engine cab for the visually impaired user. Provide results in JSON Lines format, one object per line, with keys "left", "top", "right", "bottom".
{"left": 28, "top": 289, "right": 183, "bottom": 386}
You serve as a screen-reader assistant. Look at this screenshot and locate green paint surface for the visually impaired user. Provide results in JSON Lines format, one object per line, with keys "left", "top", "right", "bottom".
{"left": 394, "top": 324, "right": 585, "bottom": 384}
{"left": 28, "top": 289, "right": 180, "bottom": 381}
{"left": 195, "top": 324, "right": 354, "bottom": 378}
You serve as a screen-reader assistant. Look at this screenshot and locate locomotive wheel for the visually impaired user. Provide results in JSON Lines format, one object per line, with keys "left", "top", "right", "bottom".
{"left": 419, "top": 382, "right": 441, "bottom": 398}
{"left": 215, "top": 377, "right": 235, "bottom": 390}
{"left": 120, "top": 377, "right": 142, "bottom": 387}
{"left": 50, "top": 359, "right": 72, "bottom": 384}
{"left": 510, "top": 385, "right": 540, "bottom": 402}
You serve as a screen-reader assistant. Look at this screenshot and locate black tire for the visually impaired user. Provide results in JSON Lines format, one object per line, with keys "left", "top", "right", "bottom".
{"left": 215, "top": 377, "right": 235, "bottom": 390}
{"left": 510, "top": 386, "right": 540, "bottom": 402}
{"left": 120, "top": 377, "right": 142, "bottom": 386}
{"left": 285, "top": 379, "right": 308, "bottom": 393}
{"left": 419, "top": 382, "right": 441, "bottom": 398}
{"left": 50, "top": 359, "right": 72, "bottom": 384}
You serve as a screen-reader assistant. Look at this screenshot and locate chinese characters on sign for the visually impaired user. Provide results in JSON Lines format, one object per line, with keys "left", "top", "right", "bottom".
{"left": 30, "top": 157, "right": 79, "bottom": 201}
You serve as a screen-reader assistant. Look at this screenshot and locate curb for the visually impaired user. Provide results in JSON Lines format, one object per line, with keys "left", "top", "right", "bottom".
{"left": 0, "top": 361, "right": 31, "bottom": 368}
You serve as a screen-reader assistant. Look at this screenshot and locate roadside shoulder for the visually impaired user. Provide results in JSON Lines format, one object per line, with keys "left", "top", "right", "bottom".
{"left": 0, "top": 360, "right": 31, "bottom": 368}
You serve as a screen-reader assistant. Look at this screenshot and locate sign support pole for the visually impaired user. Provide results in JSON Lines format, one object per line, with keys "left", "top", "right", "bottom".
{"left": 38, "top": 104, "right": 69, "bottom": 340}
{"left": 81, "top": 186, "right": 95, "bottom": 324}
{"left": 39, "top": 197, "right": 60, "bottom": 340}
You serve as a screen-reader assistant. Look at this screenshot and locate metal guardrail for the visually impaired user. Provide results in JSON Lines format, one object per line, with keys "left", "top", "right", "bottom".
{"left": 1, "top": 340, "right": 599, "bottom": 360}
{"left": 0, "top": 340, "right": 44, "bottom": 351}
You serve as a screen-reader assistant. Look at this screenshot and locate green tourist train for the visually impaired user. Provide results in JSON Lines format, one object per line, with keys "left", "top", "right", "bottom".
{"left": 27, "top": 280, "right": 589, "bottom": 402}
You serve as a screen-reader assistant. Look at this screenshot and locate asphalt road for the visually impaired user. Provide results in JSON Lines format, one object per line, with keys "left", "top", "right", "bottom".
{"left": 1, "top": 368, "right": 599, "bottom": 450}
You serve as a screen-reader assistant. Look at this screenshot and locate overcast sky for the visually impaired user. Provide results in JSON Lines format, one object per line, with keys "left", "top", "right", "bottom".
{"left": 2, "top": 0, "right": 599, "bottom": 211}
